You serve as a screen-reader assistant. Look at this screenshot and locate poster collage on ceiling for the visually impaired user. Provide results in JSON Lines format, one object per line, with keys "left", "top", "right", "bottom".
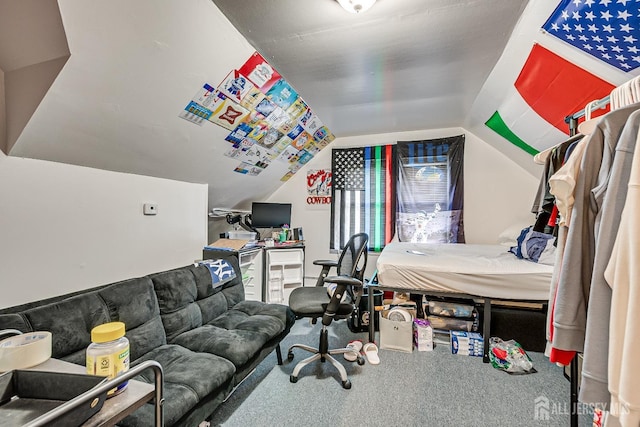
{"left": 179, "top": 51, "right": 335, "bottom": 181}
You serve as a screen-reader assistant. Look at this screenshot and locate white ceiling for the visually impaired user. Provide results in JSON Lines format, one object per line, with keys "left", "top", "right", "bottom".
{"left": 7, "top": 0, "right": 628, "bottom": 211}
{"left": 212, "top": 0, "right": 529, "bottom": 138}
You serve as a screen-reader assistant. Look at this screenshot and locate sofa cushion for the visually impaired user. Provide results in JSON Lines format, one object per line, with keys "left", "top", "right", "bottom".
{"left": 232, "top": 300, "right": 295, "bottom": 327}
{"left": 171, "top": 300, "right": 289, "bottom": 368}
{"left": 97, "top": 277, "right": 167, "bottom": 362}
{"left": 190, "top": 262, "right": 246, "bottom": 325}
{"left": 22, "top": 292, "right": 110, "bottom": 363}
{"left": 171, "top": 325, "right": 268, "bottom": 368}
{"left": 121, "top": 344, "right": 235, "bottom": 427}
{"left": 150, "top": 267, "right": 203, "bottom": 342}
{"left": 0, "top": 313, "right": 29, "bottom": 332}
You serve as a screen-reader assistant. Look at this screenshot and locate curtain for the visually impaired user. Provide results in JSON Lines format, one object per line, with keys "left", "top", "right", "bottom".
{"left": 396, "top": 135, "right": 465, "bottom": 243}
{"left": 330, "top": 145, "right": 396, "bottom": 252}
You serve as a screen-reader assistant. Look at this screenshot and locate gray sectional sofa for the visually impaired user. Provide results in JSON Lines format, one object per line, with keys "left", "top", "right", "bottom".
{"left": 0, "top": 257, "right": 295, "bottom": 426}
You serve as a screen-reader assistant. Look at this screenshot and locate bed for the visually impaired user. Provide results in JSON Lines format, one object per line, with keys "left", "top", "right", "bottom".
{"left": 367, "top": 241, "right": 554, "bottom": 361}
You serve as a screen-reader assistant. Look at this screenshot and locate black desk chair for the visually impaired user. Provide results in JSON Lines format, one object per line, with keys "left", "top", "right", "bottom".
{"left": 287, "top": 232, "right": 369, "bottom": 389}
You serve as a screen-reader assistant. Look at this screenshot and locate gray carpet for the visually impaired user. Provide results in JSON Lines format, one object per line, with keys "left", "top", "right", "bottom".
{"left": 211, "top": 320, "right": 593, "bottom": 426}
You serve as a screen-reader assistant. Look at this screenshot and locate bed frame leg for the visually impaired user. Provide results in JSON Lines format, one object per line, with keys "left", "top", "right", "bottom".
{"left": 483, "top": 298, "right": 491, "bottom": 363}
{"left": 368, "top": 289, "right": 375, "bottom": 343}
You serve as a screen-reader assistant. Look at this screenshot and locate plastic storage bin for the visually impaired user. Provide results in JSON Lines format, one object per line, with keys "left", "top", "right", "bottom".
{"left": 228, "top": 231, "right": 257, "bottom": 240}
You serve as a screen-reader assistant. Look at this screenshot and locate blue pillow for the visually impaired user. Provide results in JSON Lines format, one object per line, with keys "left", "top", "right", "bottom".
{"left": 198, "top": 259, "right": 237, "bottom": 288}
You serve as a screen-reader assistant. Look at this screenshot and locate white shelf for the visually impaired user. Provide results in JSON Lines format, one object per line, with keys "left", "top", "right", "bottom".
{"left": 269, "top": 262, "right": 303, "bottom": 268}
{"left": 264, "top": 247, "right": 304, "bottom": 304}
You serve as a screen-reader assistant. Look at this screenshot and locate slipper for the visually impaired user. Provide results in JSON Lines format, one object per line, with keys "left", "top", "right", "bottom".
{"left": 362, "top": 342, "right": 380, "bottom": 365}
{"left": 344, "top": 340, "right": 363, "bottom": 362}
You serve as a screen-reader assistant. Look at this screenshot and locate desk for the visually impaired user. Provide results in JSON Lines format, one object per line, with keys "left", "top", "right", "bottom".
{"left": 203, "top": 242, "right": 305, "bottom": 303}
{"left": 28, "top": 359, "right": 156, "bottom": 426}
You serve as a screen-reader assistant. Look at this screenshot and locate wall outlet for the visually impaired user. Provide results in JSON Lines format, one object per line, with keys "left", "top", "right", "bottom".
{"left": 143, "top": 203, "right": 158, "bottom": 215}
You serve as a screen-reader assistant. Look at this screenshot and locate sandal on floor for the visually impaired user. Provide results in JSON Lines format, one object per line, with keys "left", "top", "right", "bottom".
{"left": 344, "top": 340, "right": 363, "bottom": 362}
{"left": 362, "top": 342, "right": 380, "bottom": 365}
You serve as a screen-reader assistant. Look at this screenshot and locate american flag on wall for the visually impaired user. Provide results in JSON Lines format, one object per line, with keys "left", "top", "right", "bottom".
{"left": 543, "top": 0, "right": 640, "bottom": 71}
{"left": 331, "top": 145, "right": 396, "bottom": 252}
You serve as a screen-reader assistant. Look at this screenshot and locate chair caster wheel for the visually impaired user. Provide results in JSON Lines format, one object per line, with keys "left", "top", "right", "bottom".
{"left": 357, "top": 356, "right": 365, "bottom": 366}
{"left": 287, "top": 351, "right": 294, "bottom": 362}
{"left": 342, "top": 379, "right": 352, "bottom": 389}
{"left": 290, "top": 375, "right": 298, "bottom": 383}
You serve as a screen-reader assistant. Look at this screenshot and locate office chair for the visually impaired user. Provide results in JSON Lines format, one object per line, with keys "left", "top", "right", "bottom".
{"left": 287, "top": 232, "right": 369, "bottom": 389}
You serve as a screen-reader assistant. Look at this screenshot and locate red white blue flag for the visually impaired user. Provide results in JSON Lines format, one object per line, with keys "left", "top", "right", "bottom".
{"left": 543, "top": 0, "right": 640, "bottom": 71}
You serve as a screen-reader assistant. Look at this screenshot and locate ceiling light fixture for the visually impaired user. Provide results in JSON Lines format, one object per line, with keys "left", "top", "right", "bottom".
{"left": 337, "top": 0, "right": 376, "bottom": 14}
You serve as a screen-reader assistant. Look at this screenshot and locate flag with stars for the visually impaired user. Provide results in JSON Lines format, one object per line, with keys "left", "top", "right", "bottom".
{"left": 331, "top": 145, "right": 396, "bottom": 252}
{"left": 543, "top": 0, "right": 640, "bottom": 71}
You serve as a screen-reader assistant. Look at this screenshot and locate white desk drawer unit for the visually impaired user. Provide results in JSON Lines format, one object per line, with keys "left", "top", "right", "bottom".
{"left": 264, "top": 247, "right": 304, "bottom": 304}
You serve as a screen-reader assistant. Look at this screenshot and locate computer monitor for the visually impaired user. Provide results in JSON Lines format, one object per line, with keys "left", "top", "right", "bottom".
{"left": 250, "top": 202, "right": 292, "bottom": 228}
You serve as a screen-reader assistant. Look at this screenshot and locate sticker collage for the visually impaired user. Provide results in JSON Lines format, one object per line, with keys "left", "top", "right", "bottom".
{"left": 179, "top": 51, "right": 335, "bottom": 181}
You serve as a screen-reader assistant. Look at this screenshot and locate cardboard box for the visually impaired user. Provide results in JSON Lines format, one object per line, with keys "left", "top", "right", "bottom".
{"left": 450, "top": 331, "right": 484, "bottom": 357}
{"left": 413, "top": 318, "right": 433, "bottom": 351}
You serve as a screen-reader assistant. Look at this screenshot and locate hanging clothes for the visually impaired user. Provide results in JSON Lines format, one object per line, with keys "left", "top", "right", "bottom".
{"left": 531, "top": 134, "right": 583, "bottom": 233}
{"left": 579, "top": 110, "right": 640, "bottom": 409}
{"left": 604, "top": 126, "right": 640, "bottom": 426}
{"left": 549, "top": 136, "right": 590, "bottom": 228}
{"left": 550, "top": 104, "right": 640, "bottom": 363}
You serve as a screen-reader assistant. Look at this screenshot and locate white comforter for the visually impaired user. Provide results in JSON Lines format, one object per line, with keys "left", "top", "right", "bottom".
{"left": 376, "top": 242, "right": 553, "bottom": 301}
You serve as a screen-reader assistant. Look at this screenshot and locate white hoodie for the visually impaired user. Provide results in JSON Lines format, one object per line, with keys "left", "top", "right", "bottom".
{"left": 604, "top": 129, "right": 640, "bottom": 426}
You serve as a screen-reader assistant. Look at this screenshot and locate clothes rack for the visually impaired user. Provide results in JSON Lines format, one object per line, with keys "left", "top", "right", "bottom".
{"left": 564, "top": 105, "right": 586, "bottom": 427}
{"left": 564, "top": 95, "right": 610, "bottom": 135}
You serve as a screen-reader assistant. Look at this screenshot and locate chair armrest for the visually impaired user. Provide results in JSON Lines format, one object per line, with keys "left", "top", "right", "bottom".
{"left": 313, "top": 260, "right": 339, "bottom": 287}
{"left": 313, "top": 260, "right": 339, "bottom": 268}
{"left": 324, "top": 275, "right": 363, "bottom": 289}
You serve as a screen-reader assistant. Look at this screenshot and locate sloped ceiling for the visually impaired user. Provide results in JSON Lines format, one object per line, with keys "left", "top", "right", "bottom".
{"left": 0, "top": 0, "right": 69, "bottom": 154}
{"left": 4, "top": 0, "right": 636, "bottom": 211}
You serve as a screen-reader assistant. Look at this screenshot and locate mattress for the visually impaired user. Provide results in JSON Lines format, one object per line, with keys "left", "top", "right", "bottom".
{"left": 375, "top": 242, "right": 553, "bottom": 301}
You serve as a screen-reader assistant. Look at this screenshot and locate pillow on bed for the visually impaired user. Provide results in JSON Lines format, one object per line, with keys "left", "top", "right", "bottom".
{"left": 508, "top": 226, "right": 556, "bottom": 265}
{"left": 497, "top": 222, "right": 533, "bottom": 247}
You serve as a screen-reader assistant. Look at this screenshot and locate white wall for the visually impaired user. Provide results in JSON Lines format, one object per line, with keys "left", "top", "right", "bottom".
{"left": 268, "top": 127, "right": 540, "bottom": 283}
{"left": 0, "top": 153, "right": 208, "bottom": 308}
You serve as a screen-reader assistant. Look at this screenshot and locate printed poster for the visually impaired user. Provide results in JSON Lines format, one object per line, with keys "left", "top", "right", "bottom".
{"left": 258, "top": 128, "right": 284, "bottom": 149}
{"left": 225, "top": 144, "right": 273, "bottom": 169}
{"left": 217, "top": 70, "right": 255, "bottom": 104}
{"left": 234, "top": 162, "right": 264, "bottom": 176}
{"left": 266, "top": 79, "right": 298, "bottom": 110}
{"left": 291, "top": 131, "right": 313, "bottom": 151}
{"left": 225, "top": 123, "right": 254, "bottom": 144}
{"left": 181, "top": 51, "right": 336, "bottom": 180}
{"left": 179, "top": 101, "right": 213, "bottom": 126}
{"left": 209, "top": 96, "right": 250, "bottom": 130}
{"left": 280, "top": 171, "right": 295, "bottom": 182}
{"left": 307, "top": 169, "right": 332, "bottom": 205}
{"left": 238, "top": 52, "right": 282, "bottom": 93}
{"left": 286, "top": 98, "right": 308, "bottom": 121}
{"left": 240, "top": 86, "right": 266, "bottom": 111}
{"left": 277, "top": 145, "right": 300, "bottom": 163}
{"left": 191, "top": 83, "right": 217, "bottom": 109}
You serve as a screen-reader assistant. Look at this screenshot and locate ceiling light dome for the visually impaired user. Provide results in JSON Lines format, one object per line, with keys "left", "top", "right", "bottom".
{"left": 337, "top": 0, "right": 376, "bottom": 14}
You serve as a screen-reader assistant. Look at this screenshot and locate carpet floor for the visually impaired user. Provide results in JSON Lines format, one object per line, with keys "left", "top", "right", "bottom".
{"left": 211, "top": 319, "right": 593, "bottom": 426}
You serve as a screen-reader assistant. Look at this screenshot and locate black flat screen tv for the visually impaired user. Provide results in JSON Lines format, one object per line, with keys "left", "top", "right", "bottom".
{"left": 250, "top": 202, "right": 292, "bottom": 228}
